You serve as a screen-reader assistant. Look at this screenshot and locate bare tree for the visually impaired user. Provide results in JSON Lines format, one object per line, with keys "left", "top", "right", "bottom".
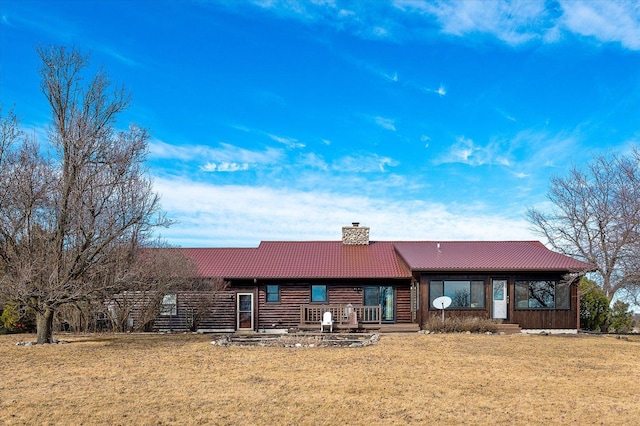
{"left": 105, "top": 245, "right": 198, "bottom": 332}
{"left": 0, "top": 46, "right": 170, "bottom": 343}
{"left": 527, "top": 147, "right": 640, "bottom": 303}
{"left": 180, "top": 277, "right": 229, "bottom": 332}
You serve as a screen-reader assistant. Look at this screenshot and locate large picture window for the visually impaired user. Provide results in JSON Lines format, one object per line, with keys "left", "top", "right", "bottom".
{"left": 311, "top": 285, "right": 327, "bottom": 303}
{"left": 429, "top": 280, "right": 485, "bottom": 309}
{"left": 514, "top": 280, "right": 570, "bottom": 309}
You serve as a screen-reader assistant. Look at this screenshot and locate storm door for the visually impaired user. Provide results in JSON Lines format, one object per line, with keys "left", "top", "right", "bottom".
{"left": 364, "top": 286, "right": 395, "bottom": 322}
{"left": 237, "top": 293, "right": 254, "bottom": 330}
{"left": 492, "top": 279, "right": 508, "bottom": 320}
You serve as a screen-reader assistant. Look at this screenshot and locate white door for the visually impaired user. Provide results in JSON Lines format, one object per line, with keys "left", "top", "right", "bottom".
{"left": 237, "top": 293, "right": 254, "bottom": 330}
{"left": 492, "top": 280, "right": 507, "bottom": 320}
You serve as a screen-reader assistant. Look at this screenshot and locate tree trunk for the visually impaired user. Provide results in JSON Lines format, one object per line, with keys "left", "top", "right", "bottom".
{"left": 36, "top": 306, "right": 55, "bottom": 344}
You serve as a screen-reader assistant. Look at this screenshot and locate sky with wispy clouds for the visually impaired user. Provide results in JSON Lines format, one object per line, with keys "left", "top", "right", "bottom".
{"left": 1, "top": 0, "right": 639, "bottom": 247}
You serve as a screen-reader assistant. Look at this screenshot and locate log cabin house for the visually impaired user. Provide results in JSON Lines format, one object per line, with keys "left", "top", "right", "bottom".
{"left": 143, "top": 223, "right": 594, "bottom": 334}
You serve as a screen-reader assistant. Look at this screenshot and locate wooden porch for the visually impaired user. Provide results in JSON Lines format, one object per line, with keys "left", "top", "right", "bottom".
{"left": 299, "top": 304, "right": 420, "bottom": 333}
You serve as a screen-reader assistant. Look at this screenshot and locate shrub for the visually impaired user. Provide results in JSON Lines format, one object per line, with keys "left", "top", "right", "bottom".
{"left": 609, "top": 301, "right": 634, "bottom": 333}
{"left": 423, "top": 316, "right": 498, "bottom": 333}
{"left": 580, "top": 277, "right": 610, "bottom": 331}
{"left": 1, "top": 303, "right": 36, "bottom": 333}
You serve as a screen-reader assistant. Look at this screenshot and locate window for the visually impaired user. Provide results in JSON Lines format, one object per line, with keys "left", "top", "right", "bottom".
{"left": 514, "top": 280, "right": 570, "bottom": 309}
{"left": 266, "top": 285, "right": 280, "bottom": 303}
{"left": 160, "top": 294, "right": 177, "bottom": 316}
{"left": 429, "top": 280, "right": 485, "bottom": 309}
{"left": 311, "top": 285, "right": 327, "bottom": 303}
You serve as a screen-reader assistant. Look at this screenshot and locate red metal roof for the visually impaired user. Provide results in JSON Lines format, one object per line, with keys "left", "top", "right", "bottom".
{"left": 393, "top": 241, "right": 594, "bottom": 272}
{"left": 252, "top": 241, "right": 412, "bottom": 279}
{"left": 179, "top": 240, "right": 594, "bottom": 279}
{"left": 178, "top": 247, "right": 260, "bottom": 278}
{"left": 180, "top": 242, "right": 412, "bottom": 279}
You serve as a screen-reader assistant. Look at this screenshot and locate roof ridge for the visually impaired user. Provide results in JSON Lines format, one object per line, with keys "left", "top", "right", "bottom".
{"left": 392, "top": 240, "right": 545, "bottom": 244}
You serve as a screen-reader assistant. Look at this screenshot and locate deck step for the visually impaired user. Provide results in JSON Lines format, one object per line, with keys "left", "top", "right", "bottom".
{"left": 494, "top": 323, "right": 522, "bottom": 334}
{"left": 297, "top": 323, "right": 420, "bottom": 333}
{"left": 373, "top": 324, "right": 421, "bottom": 333}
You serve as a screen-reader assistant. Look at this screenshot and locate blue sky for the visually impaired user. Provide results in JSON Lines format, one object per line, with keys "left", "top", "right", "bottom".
{"left": 1, "top": 0, "right": 639, "bottom": 247}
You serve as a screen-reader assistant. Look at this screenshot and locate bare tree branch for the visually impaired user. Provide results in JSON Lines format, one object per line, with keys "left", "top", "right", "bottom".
{"left": 0, "top": 45, "right": 174, "bottom": 343}
{"left": 527, "top": 146, "right": 640, "bottom": 302}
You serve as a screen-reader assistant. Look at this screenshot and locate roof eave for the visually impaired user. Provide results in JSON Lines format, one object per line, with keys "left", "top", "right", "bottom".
{"left": 216, "top": 275, "right": 413, "bottom": 280}
{"left": 409, "top": 267, "right": 593, "bottom": 273}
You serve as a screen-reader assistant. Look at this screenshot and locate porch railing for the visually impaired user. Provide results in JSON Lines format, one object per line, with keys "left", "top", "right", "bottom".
{"left": 300, "top": 304, "right": 382, "bottom": 326}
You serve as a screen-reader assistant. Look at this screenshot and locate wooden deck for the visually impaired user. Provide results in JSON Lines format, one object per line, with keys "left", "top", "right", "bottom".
{"left": 298, "top": 304, "right": 419, "bottom": 333}
{"left": 296, "top": 323, "right": 419, "bottom": 332}
{"left": 300, "top": 304, "right": 382, "bottom": 327}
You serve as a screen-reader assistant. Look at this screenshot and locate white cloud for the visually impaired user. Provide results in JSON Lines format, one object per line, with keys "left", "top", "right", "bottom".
{"left": 99, "top": 46, "right": 139, "bottom": 67}
{"left": 421, "top": 135, "right": 430, "bottom": 148}
{"left": 560, "top": 1, "right": 640, "bottom": 50}
{"left": 248, "top": 0, "right": 398, "bottom": 39}
{"left": 2, "top": 14, "right": 13, "bottom": 27}
{"left": 494, "top": 107, "right": 517, "bottom": 122}
{"left": 333, "top": 153, "right": 399, "bottom": 172}
{"left": 424, "top": 83, "right": 447, "bottom": 96}
{"left": 446, "top": 136, "right": 477, "bottom": 163}
{"left": 372, "top": 26, "right": 389, "bottom": 37}
{"left": 511, "top": 171, "right": 530, "bottom": 179}
{"left": 508, "top": 128, "right": 582, "bottom": 170}
{"left": 201, "top": 162, "right": 250, "bottom": 172}
{"left": 384, "top": 71, "right": 399, "bottom": 82}
{"left": 437, "top": 136, "right": 512, "bottom": 167}
{"left": 238, "top": 0, "right": 640, "bottom": 50}
{"left": 338, "top": 9, "right": 355, "bottom": 18}
{"left": 149, "top": 139, "right": 284, "bottom": 167}
{"left": 268, "top": 133, "right": 306, "bottom": 149}
{"left": 397, "top": 0, "right": 640, "bottom": 50}
{"left": 298, "top": 152, "right": 329, "bottom": 170}
{"left": 395, "top": 0, "right": 551, "bottom": 45}
{"left": 153, "top": 177, "right": 536, "bottom": 247}
{"left": 374, "top": 116, "right": 397, "bottom": 131}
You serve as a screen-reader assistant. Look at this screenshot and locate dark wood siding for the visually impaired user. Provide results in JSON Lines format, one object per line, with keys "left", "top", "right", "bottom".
{"left": 510, "top": 281, "right": 578, "bottom": 329}
{"left": 418, "top": 272, "right": 579, "bottom": 330}
{"left": 395, "top": 285, "right": 413, "bottom": 323}
{"left": 258, "top": 284, "right": 309, "bottom": 329}
{"left": 254, "top": 279, "right": 414, "bottom": 329}
{"left": 107, "top": 288, "right": 238, "bottom": 332}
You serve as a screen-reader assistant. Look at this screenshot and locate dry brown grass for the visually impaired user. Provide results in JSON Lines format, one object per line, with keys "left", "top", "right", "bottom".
{"left": 1, "top": 332, "right": 639, "bottom": 425}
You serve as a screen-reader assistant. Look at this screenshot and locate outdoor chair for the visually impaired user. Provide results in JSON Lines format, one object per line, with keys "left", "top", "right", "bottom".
{"left": 320, "top": 311, "right": 333, "bottom": 332}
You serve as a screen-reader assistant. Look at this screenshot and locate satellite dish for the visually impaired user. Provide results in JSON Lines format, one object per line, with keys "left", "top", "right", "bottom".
{"left": 433, "top": 296, "right": 452, "bottom": 310}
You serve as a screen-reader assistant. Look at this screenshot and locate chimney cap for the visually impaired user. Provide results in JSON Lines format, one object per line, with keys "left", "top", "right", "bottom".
{"left": 352, "top": 222, "right": 360, "bottom": 227}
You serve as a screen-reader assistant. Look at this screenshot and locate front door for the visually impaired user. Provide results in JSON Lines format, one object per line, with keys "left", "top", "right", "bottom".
{"left": 492, "top": 279, "right": 508, "bottom": 320}
{"left": 237, "top": 293, "right": 254, "bottom": 330}
{"left": 364, "top": 286, "right": 395, "bottom": 322}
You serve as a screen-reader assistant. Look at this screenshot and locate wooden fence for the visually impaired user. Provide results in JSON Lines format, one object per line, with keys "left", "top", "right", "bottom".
{"left": 300, "top": 304, "right": 382, "bottom": 326}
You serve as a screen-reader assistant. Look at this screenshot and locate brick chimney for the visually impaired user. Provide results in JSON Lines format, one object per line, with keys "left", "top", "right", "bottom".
{"left": 342, "top": 222, "right": 370, "bottom": 245}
